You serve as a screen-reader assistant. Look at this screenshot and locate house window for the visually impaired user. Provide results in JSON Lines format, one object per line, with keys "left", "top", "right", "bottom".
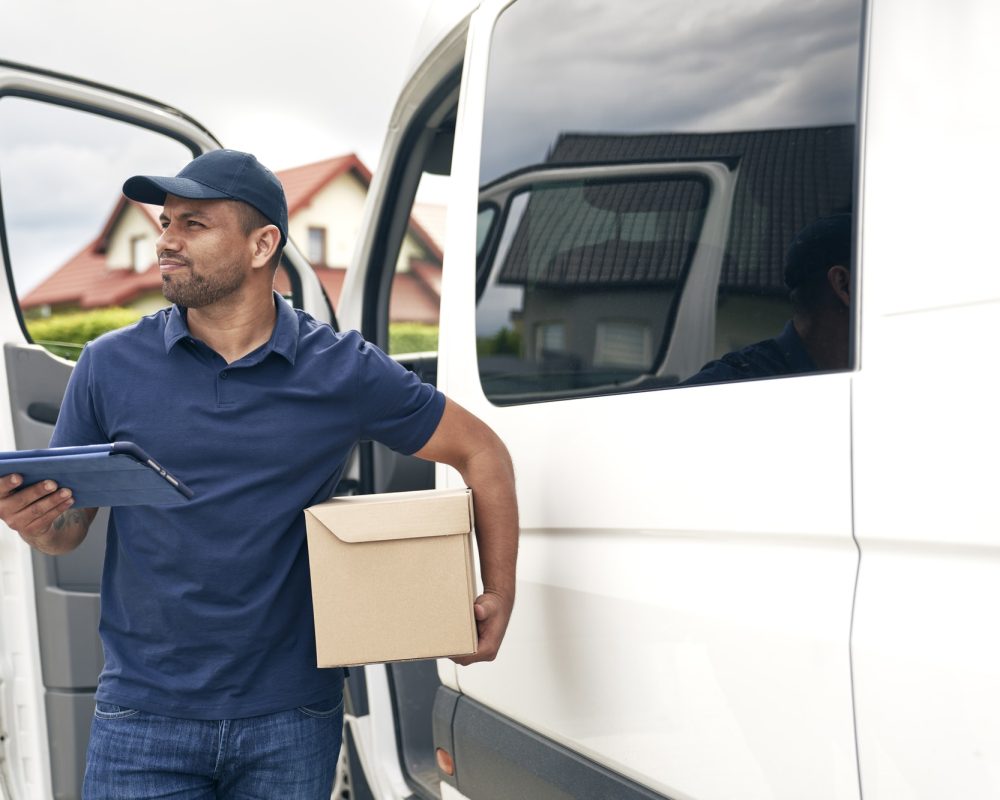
{"left": 308, "top": 227, "right": 327, "bottom": 265}
{"left": 594, "top": 321, "right": 651, "bottom": 368}
{"left": 534, "top": 321, "right": 566, "bottom": 359}
{"left": 130, "top": 235, "right": 150, "bottom": 271}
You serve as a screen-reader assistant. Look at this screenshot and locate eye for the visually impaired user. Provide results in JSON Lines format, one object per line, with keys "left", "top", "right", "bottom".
{"left": 186, "top": 220, "right": 204, "bottom": 228}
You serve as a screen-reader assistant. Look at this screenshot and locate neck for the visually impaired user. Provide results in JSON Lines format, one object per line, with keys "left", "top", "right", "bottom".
{"left": 186, "top": 287, "right": 277, "bottom": 364}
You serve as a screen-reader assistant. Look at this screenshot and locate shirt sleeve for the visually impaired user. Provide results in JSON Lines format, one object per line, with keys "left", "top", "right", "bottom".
{"left": 49, "top": 344, "right": 110, "bottom": 448}
{"left": 355, "top": 337, "right": 446, "bottom": 455}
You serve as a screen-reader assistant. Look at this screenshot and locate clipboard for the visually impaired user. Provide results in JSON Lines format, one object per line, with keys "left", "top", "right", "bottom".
{"left": 0, "top": 441, "right": 193, "bottom": 508}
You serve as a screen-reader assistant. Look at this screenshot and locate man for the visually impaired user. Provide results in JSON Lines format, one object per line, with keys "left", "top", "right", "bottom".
{"left": 684, "top": 213, "right": 852, "bottom": 384}
{"left": 0, "top": 150, "right": 518, "bottom": 798}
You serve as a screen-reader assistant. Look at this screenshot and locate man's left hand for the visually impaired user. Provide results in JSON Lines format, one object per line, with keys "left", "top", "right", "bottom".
{"left": 452, "top": 590, "right": 513, "bottom": 666}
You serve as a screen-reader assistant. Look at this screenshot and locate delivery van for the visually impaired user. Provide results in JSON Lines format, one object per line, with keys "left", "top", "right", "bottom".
{"left": 2, "top": 0, "right": 1000, "bottom": 798}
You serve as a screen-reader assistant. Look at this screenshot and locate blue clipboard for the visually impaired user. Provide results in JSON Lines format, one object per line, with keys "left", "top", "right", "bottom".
{"left": 0, "top": 442, "right": 193, "bottom": 508}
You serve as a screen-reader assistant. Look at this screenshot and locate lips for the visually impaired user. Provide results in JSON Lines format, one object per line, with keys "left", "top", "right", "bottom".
{"left": 159, "top": 260, "right": 190, "bottom": 273}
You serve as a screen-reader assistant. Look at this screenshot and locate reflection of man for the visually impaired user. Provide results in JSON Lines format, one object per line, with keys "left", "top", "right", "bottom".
{"left": 684, "top": 213, "right": 852, "bottom": 385}
{"left": 0, "top": 150, "right": 518, "bottom": 798}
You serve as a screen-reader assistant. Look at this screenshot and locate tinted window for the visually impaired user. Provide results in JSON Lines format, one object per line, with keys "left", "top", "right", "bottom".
{"left": 476, "top": 0, "right": 862, "bottom": 403}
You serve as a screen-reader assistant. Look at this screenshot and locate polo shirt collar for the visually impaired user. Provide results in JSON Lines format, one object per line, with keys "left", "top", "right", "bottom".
{"left": 163, "top": 291, "right": 299, "bottom": 365}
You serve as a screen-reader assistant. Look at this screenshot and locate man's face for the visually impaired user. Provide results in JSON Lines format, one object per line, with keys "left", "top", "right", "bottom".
{"left": 156, "top": 195, "right": 253, "bottom": 308}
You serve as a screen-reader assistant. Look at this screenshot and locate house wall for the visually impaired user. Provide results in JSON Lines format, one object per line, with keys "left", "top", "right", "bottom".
{"left": 713, "top": 294, "right": 791, "bottom": 358}
{"left": 287, "top": 170, "right": 435, "bottom": 271}
{"left": 129, "top": 290, "right": 171, "bottom": 316}
{"left": 396, "top": 230, "right": 432, "bottom": 274}
{"left": 106, "top": 205, "right": 158, "bottom": 271}
{"left": 288, "top": 173, "right": 368, "bottom": 267}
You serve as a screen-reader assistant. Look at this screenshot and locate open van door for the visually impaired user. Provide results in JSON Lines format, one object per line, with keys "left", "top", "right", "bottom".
{"left": 0, "top": 61, "right": 331, "bottom": 800}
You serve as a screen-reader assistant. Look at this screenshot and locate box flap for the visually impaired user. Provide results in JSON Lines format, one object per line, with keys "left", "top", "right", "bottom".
{"left": 304, "top": 487, "right": 473, "bottom": 544}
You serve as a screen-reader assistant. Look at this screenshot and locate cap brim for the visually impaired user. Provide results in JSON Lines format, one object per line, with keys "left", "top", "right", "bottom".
{"left": 122, "top": 175, "right": 231, "bottom": 206}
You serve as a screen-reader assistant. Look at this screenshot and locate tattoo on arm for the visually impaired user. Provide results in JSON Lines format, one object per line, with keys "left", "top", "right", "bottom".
{"left": 52, "top": 509, "right": 88, "bottom": 532}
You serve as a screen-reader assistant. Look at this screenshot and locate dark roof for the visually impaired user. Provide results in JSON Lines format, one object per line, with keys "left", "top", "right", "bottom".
{"left": 495, "top": 125, "right": 854, "bottom": 295}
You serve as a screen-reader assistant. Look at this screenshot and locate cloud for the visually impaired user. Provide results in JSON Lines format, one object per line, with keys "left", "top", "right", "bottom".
{"left": 0, "top": 97, "right": 192, "bottom": 288}
{"left": 480, "top": 0, "right": 862, "bottom": 184}
{"left": 0, "top": 0, "right": 433, "bottom": 291}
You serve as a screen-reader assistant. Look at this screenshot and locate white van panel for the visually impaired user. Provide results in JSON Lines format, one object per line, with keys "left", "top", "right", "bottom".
{"left": 851, "top": 3, "right": 1000, "bottom": 797}
{"left": 447, "top": 377, "right": 859, "bottom": 799}
{"left": 852, "top": 300, "right": 1000, "bottom": 800}
{"left": 428, "top": 2, "right": 862, "bottom": 796}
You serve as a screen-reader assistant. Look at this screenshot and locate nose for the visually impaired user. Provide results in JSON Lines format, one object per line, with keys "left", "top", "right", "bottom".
{"left": 156, "top": 224, "right": 179, "bottom": 256}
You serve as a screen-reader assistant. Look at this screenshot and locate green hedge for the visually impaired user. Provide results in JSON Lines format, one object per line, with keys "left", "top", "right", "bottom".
{"left": 389, "top": 322, "right": 438, "bottom": 355}
{"left": 27, "top": 311, "right": 441, "bottom": 360}
{"left": 26, "top": 308, "right": 141, "bottom": 361}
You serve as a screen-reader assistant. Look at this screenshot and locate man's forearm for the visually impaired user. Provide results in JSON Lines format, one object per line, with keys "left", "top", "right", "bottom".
{"left": 23, "top": 507, "right": 96, "bottom": 555}
{"left": 461, "top": 438, "right": 518, "bottom": 602}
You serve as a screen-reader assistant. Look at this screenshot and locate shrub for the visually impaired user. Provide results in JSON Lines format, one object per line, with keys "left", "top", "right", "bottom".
{"left": 389, "top": 322, "right": 438, "bottom": 355}
{"left": 476, "top": 326, "right": 522, "bottom": 356}
{"left": 26, "top": 307, "right": 142, "bottom": 361}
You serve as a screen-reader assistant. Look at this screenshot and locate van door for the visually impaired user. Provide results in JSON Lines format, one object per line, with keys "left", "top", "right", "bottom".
{"left": 348, "top": 0, "right": 866, "bottom": 798}
{"left": 0, "top": 61, "right": 330, "bottom": 800}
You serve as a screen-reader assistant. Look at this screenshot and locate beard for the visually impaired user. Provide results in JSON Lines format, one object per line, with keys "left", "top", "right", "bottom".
{"left": 161, "top": 258, "right": 246, "bottom": 308}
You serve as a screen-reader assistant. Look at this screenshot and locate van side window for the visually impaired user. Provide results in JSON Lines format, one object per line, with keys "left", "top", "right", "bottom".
{"left": 0, "top": 97, "right": 193, "bottom": 359}
{"left": 475, "top": 0, "right": 862, "bottom": 405}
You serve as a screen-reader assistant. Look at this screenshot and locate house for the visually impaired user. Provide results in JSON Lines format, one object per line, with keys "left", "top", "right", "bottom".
{"left": 21, "top": 155, "right": 444, "bottom": 325}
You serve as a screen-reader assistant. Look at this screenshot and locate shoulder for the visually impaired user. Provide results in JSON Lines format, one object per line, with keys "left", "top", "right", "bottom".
{"left": 684, "top": 337, "right": 788, "bottom": 386}
{"left": 82, "top": 308, "right": 171, "bottom": 360}
{"left": 294, "top": 312, "right": 375, "bottom": 361}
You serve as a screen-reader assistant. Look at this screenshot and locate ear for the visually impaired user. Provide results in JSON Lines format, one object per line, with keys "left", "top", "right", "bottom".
{"left": 250, "top": 226, "right": 282, "bottom": 270}
{"left": 827, "top": 265, "right": 851, "bottom": 308}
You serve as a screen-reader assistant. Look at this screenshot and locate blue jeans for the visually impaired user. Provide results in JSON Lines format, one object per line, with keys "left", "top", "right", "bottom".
{"left": 82, "top": 698, "right": 343, "bottom": 800}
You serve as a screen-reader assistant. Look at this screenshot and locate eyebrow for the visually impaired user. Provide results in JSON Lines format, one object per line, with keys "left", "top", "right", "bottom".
{"left": 159, "top": 210, "right": 212, "bottom": 224}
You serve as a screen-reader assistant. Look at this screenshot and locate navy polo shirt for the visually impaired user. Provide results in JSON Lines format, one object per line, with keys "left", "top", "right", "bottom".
{"left": 50, "top": 294, "right": 445, "bottom": 719}
{"left": 683, "top": 320, "right": 818, "bottom": 386}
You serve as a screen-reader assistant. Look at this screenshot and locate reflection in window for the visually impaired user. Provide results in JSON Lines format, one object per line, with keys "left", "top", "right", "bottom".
{"left": 475, "top": 0, "right": 861, "bottom": 403}
{"left": 476, "top": 176, "right": 709, "bottom": 402}
{"left": 595, "top": 321, "right": 651, "bottom": 368}
{"left": 534, "top": 321, "right": 566, "bottom": 359}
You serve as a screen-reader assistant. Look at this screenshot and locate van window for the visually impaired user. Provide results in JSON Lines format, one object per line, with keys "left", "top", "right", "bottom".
{"left": 0, "top": 97, "right": 193, "bottom": 359}
{"left": 475, "top": 0, "right": 862, "bottom": 404}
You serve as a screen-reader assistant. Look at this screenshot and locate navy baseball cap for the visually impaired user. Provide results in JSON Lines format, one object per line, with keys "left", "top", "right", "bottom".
{"left": 122, "top": 149, "right": 288, "bottom": 247}
{"left": 783, "top": 213, "right": 852, "bottom": 290}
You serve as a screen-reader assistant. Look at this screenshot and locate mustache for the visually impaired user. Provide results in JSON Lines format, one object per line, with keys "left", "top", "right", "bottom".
{"left": 158, "top": 251, "right": 192, "bottom": 267}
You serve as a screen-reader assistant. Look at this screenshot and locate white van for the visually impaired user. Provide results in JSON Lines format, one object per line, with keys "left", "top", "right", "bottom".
{"left": 2, "top": 0, "right": 1000, "bottom": 798}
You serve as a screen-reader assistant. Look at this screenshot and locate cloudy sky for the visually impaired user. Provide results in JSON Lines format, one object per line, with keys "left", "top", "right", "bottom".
{"left": 0, "top": 0, "right": 437, "bottom": 290}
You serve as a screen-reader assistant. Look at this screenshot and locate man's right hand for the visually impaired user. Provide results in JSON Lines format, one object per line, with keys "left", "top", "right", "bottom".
{"left": 0, "top": 474, "right": 94, "bottom": 554}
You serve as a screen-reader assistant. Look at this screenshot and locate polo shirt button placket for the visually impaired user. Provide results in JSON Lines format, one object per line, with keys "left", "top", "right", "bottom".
{"left": 217, "top": 369, "right": 232, "bottom": 406}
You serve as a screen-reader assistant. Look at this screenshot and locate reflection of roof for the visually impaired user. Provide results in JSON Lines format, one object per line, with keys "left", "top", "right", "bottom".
{"left": 493, "top": 126, "right": 854, "bottom": 295}
{"left": 21, "top": 154, "right": 444, "bottom": 316}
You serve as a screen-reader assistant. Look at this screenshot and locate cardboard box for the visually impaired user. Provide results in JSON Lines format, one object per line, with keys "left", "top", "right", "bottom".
{"left": 304, "top": 487, "right": 478, "bottom": 666}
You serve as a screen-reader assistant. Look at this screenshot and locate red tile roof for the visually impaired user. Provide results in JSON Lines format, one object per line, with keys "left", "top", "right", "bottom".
{"left": 21, "top": 233, "right": 162, "bottom": 309}
{"left": 279, "top": 154, "right": 372, "bottom": 216}
{"left": 388, "top": 270, "right": 441, "bottom": 325}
